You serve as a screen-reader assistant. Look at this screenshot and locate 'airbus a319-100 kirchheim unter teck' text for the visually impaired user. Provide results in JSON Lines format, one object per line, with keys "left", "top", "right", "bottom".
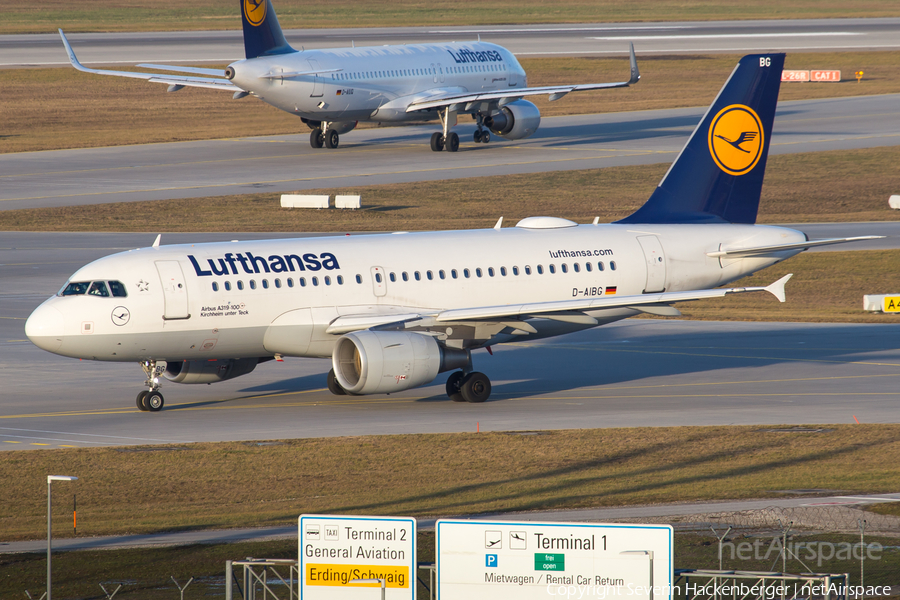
{"left": 58, "top": 0, "right": 640, "bottom": 153}
{"left": 27, "top": 53, "right": 879, "bottom": 411}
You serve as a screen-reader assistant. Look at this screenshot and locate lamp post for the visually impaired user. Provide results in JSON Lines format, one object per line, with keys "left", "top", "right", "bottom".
{"left": 47, "top": 475, "right": 78, "bottom": 600}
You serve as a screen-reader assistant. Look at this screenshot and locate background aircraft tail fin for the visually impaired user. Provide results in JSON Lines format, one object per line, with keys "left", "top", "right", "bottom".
{"left": 240, "top": 0, "right": 295, "bottom": 59}
{"left": 618, "top": 53, "right": 785, "bottom": 225}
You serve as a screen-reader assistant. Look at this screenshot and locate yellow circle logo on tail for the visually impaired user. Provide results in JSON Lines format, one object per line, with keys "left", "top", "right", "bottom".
{"left": 244, "top": 0, "right": 267, "bottom": 26}
{"left": 708, "top": 104, "right": 764, "bottom": 176}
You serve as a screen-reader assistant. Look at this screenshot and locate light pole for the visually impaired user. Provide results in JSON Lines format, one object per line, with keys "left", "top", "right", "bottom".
{"left": 47, "top": 475, "right": 78, "bottom": 600}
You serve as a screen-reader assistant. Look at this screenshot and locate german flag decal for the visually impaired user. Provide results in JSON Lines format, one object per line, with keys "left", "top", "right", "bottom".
{"left": 605, "top": 286, "right": 617, "bottom": 295}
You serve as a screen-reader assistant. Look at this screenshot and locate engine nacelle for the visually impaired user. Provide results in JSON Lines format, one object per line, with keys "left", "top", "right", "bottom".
{"left": 485, "top": 100, "right": 541, "bottom": 140}
{"left": 164, "top": 358, "right": 259, "bottom": 385}
{"left": 332, "top": 331, "right": 469, "bottom": 395}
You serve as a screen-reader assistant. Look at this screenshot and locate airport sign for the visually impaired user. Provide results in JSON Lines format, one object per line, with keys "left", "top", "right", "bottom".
{"left": 299, "top": 514, "right": 416, "bottom": 600}
{"left": 436, "top": 520, "right": 673, "bottom": 600}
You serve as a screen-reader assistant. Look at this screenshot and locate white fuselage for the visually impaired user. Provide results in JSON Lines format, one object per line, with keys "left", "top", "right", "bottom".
{"left": 227, "top": 42, "right": 526, "bottom": 123}
{"left": 26, "top": 222, "right": 805, "bottom": 364}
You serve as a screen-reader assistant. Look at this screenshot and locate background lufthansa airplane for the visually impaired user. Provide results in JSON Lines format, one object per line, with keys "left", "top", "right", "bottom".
{"left": 58, "top": 0, "right": 639, "bottom": 152}
{"left": 26, "top": 53, "right": 878, "bottom": 412}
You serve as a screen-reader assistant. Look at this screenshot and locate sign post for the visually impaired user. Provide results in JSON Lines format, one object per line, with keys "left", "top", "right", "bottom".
{"left": 299, "top": 515, "right": 416, "bottom": 600}
{"left": 436, "top": 520, "right": 673, "bottom": 600}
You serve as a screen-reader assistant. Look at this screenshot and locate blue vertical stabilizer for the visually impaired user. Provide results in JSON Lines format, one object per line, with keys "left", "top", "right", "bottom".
{"left": 618, "top": 53, "right": 785, "bottom": 225}
{"left": 240, "top": 0, "right": 295, "bottom": 59}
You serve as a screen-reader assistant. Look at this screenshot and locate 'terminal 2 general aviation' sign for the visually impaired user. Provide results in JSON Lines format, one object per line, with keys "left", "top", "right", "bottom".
{"left": 299, "top": 514, "right": 416, "bottom": 600}
{"left": 436, "top": 520, "right": 673, "bottom": 600}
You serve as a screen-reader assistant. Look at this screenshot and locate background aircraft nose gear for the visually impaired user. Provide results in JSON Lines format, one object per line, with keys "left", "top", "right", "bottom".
{"left": 137, "top": 360, "right": 165, "bottom": 412}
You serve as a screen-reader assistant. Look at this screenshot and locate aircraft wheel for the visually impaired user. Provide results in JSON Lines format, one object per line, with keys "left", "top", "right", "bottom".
{"left": 445, "top": 371, "right": 466, "bottom": 402}
{"left": 481, "top": 131, "right": 491, "bottom": 144}
{"left": 445, "top": 132, "right": 460, "bottom": 152}
{"left": 310, "top": 129, "right": 324, "bottom": 148}
{"left": 473, "top": 130, "right": 483, "bottom": 143}
{"left": 461, "top": 372, "right": 491, "bottom": 403}
{"left": 145, "top": 391, "right": 164, "bottom": 412}
{"left": 430, "top": 132, "right": 444, "bottom": 152}
{"left": 327, "top": 369, "right": 347, "bottom": 396}
{"left": 324, "top": 129, "right": 339, "bottom": 149}
{"left": 136, "top": 390, "right": 149, "bottom": 411}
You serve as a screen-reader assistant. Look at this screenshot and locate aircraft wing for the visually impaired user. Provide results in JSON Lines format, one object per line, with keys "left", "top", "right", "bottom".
{"left": 325, "top": 274, "right": 792, "bottom": 335}
{"left": 405, "top": 43, "right": 639, "bottom": 113}
{"left": 60, "top": 30, "right": 235, "bottom": 91}
{"left": 707, "top": 236, "right": 884, "bottom": 258}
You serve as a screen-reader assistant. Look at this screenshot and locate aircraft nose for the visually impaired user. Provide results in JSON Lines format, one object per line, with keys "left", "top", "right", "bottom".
{"left": 25, "top": 302, "right": 65, "bottom": 353}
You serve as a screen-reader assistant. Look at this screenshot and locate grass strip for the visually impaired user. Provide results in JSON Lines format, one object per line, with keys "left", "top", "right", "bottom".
{"left": 2, "top": 425, "right": 900, "bottom": 543}
{"left": 3, "top": 52, "right": 899, "bottom": 153}
{"left": 3, "top": 1, "right": 899, "bottom": 34}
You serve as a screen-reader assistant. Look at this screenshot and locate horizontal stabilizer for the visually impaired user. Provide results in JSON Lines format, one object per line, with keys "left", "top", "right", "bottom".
{"left": 764, "top": 274, "right": 792, "bottom": 303}
{"left": 707, "top": 236, "right": 884, "bottom": 257}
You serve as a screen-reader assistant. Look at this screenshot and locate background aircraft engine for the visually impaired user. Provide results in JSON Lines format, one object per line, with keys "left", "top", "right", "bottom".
{"left": 333, "top": 331, "right": 469, "bottom": 395}
{"left": 485, "top": 100, "right": 541, "bottom": 140}
{"left": 164, "top": 358, "right": 259, "bottom": 384}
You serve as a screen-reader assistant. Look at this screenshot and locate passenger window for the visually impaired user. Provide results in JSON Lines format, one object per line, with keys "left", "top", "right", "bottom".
{"left": 300, "top": 278, "right": 307, "bottom": 287}
{"left": 561, "top": 264, "right": 568, "bottom": 273}
{"left": 573, "top": 263, "right": 579, "bottom": 273}
{"left": 586, "top": 263, "right": 593, "bottom": 272}
{"left": 287, "top": 278, "right": 294, "bottom": 287}
{"left": 500, "top": 267, "right": 507, "bottom": 276}
{"left": 439, "top": 270, "right": 446, "bottom": 280}
{"left": 275, "top": 278, "right": 282, "bottom": 288}
{"left": 414, "top": 271, "right": 421, "bottom": 281}
{"left": 390, "top": 272, "right": 396, "bottom": 282}
{"left": 427, "top": 271, "right": 434, "bottom": 280}
{"left": 524, "top": 265, "right": 532, "bottom": 275}
{"left": 464, "top": 269, "right": 470, "bottom": 278}
{"left": 224, "top": 281, "right": 232, "bottom": 291}
{"left": 610, "top": 261, "right": 617, "bottom": 271}
{"left": 598, "top": 262, "right": 605, "bottom": 271}
{"left": 375, "top": 273, "right": 383, "bottom": 283}
{"left": 451, "top": 269, "right": 458, "bottom": 279}
{"left": 324, "top": 276, "right": 331, "bottom": 285}
{"left": 262, "top": 279, "right": 269, "bottom": 289}
{"left": 249, "top": 280, "right": 256, "bottom": 289}
{"left": 109, "top": 281, "right": 128, "bottom": 297}
{"left": 88, "top": 281, "right": 110, "bottom": 297}
{"left": 537, "top": 265, "right": 544, "bottom": 275}
{"left": 356, "top": 274, "right": 363, "bottom": 284}
{"left": 402, "top": 272, "right": 409, "bottom": 282}
{"left": 488, "top": 267, "right": 495, "bottom": 277}
{"left": 212, "top": 282, "right": 219, "bottom": 292}
{"left": 237, "top": 281, "right": 244, "bottom": 290}
{"left": 548, "top": 265, "right": 555, "bottom": 274}
{"left": 312, "top": 277, "right": 319, "bottom": 286}
{"left": 61, "top": 281, "right": 90, "bottom": 296}
{"left": 476, "top": 268, "right": 483, "bottom": 278}
{"left": 337, "top": 275, "right": 344, "bottom": 285}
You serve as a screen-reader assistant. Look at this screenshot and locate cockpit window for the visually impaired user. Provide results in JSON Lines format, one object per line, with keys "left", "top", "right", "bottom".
{"left": 109, "top": 281, "right": 127, "bottom": 297}
{"left": 61, "top": 282, "right": 90, "bottom": 296}
{"left": 88, "top": 281, "right": 110, "bottom": 297}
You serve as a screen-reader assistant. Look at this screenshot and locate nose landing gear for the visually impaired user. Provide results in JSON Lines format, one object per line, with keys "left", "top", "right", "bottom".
{"left": 137, "top": 360, "right": 165, "bottom": 412}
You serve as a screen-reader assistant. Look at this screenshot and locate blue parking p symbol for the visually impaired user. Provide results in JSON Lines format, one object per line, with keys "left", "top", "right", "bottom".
{"left": 486, "top": 554, "right": 498, "bottom": 567}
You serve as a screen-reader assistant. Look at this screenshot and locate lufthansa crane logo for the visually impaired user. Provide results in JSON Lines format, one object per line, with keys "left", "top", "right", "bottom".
{"left": 708, "top": 104, "right": 764, "bottom": 176}
{"left": 244, "top": 0, "right": 267, "bottom": 26}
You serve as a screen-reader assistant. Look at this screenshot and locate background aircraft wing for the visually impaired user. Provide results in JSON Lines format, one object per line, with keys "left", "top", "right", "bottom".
{"left": 59, "top": 30, "right": 235, "bottom": 91}
{"left": 406, "top": 43, "right": 639, "bottom": 113}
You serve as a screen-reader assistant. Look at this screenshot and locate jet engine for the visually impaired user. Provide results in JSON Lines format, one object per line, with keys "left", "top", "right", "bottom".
{"left": 485, "top": 100, "right": 541, "bottom": 140}
{"left": 332, "top": 331, "right": 469, "bottom": 395}
{"left": 164, "top": 358, "right": 259, "bottom": 384}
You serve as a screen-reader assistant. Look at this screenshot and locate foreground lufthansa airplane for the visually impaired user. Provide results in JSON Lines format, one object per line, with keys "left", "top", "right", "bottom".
{"left": 26, "top": 53, "right": 877, "bottom": 411}
{"left": 58, "top": 0, "right": 639, "bottom": 152}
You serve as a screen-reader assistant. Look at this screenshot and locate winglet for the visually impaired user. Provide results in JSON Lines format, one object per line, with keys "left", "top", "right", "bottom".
{"left": 152, "top": 234, "right": 161, "bottom": 248}
{"left": 765, "top": 274, "right": 792, "bottom": 303}
{"left": 494, "top": 217, "right": 503, "bottom": 230}
{"left": 627, "top": 43, "right": 640, "bottom": 85}
{"left": 58, "top": 30, "right": 89, "bottom": 73}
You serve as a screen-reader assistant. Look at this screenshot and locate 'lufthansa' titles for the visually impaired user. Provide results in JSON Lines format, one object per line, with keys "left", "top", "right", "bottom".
{"left": 188, "top": 251, "right": 340, "bottom": 276}
{"left": 447, "top": 47, "right": 504, "bottom": 64}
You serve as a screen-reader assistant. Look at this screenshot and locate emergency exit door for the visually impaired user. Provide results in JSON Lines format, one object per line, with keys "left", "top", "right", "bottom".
{"left": 637, "top": 235, "right": 667, "bottom": 293}
{"left": 155, "top": 260, "right": 190, "bottom": 320}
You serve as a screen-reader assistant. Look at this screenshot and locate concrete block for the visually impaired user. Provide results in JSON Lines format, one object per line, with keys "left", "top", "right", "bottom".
{"left": 335, "top": 195, "right": 361, "bottom": 209}
{"left": 889, "top": 195, "right": 900, "bottom": 209}
{"left": 280, "top": 194, "right": 329, "bottom": 209}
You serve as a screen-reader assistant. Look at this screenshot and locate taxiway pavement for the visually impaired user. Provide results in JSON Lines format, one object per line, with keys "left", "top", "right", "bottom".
{"left": 3, "top": 94, "right": 899, "bottom": 211}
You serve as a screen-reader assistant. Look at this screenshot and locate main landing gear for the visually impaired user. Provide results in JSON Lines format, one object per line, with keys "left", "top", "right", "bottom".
{"left": 309, "top": 122, "right": 340, "bottom": 149}
{"left": 136, "top": 360, "right": 165, "bottom": 412}
{"left": 430, "top": 109, "right": 492, "bottom": 152}
{"left": 445, "top": 370, "right": 492, "bottom": 403}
